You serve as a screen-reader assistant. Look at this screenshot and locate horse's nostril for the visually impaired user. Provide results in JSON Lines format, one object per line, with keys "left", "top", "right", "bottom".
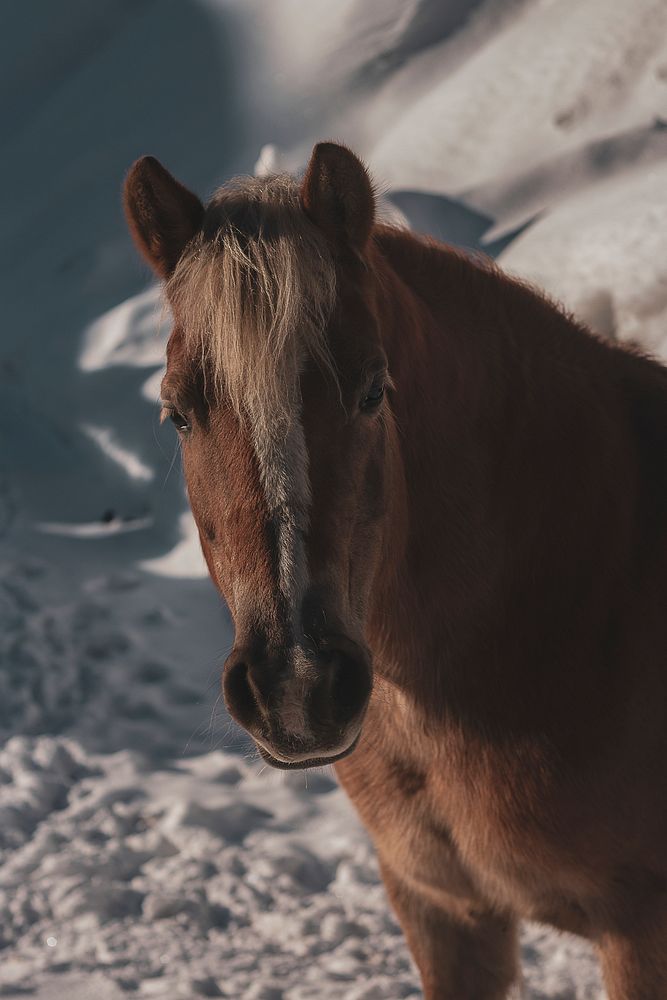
{"left": 224, "top": 659, "right": 257, "bottom": 728}
{"left": 330, "top": 652, "right": 372, "bottom": 718}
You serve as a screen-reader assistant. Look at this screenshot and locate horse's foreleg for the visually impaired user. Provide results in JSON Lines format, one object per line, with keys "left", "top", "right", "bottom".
{"left": 598, "top": 924, "right": 667, "bottom": 1000}
{"left": 378, "top": 856, "right": 519, "bottom": 1000}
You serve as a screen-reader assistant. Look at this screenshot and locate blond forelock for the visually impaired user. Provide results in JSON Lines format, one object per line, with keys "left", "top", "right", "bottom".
{"left": 166, "top": 173, "right": 337, "bottom": 435}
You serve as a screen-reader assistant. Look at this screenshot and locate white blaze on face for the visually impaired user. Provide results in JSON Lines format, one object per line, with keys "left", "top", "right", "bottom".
{"left": 250, "top": 402, "right": 314, "bottom": 742}
{"left": 253, "top": 412, "right": 310, "bottom": 606}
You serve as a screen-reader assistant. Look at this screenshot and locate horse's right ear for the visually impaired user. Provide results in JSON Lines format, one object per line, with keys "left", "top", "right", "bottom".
{"left": 123, "top": 156, "right": 204, "bottom": 279}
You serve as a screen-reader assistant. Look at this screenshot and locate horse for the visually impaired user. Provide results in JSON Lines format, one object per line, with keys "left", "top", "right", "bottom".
{"left": 123, "top": 142, "right": 667, "bottom": 999}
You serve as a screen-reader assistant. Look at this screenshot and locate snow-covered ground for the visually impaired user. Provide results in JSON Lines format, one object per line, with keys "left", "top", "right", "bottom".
{"left": 1, "top": 1, "right": 665, "bottom": 996}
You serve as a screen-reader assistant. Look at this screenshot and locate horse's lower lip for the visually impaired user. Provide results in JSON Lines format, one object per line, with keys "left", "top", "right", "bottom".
{"left": 256, "top": 732, "right": 361, "bottom": 771}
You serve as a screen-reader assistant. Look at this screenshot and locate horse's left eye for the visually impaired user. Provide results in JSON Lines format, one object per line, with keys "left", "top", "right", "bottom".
{"left": 171, "top": 410, "right": 190, "bottom": 432}
{"left": 162, "top": 406, "right": 190, "bottom": 433}
{"left": 361, "top": 379, "right": 385, "bottom": 412}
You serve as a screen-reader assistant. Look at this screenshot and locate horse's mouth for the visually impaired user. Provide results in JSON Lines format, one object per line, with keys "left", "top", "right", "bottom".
{"left": 256, "top": 731, "right": 361, "bottom": 770}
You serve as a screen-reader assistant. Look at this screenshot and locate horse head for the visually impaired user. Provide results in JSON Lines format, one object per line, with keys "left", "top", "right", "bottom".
{"left": 124, "top": 144, "right": 402, "bottom": 768}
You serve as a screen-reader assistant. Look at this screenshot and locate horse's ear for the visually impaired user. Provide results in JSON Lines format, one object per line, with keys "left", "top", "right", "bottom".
{"left": 123, "top": 156, "right": 204, "bottom": 279}
{"left": 301, "top": 142, "right": 375, "bottom": 251}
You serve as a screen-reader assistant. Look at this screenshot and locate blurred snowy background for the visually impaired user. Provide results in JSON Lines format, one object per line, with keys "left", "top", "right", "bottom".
{"left": 1, "top": 1, "right": 666, "bottom": 997}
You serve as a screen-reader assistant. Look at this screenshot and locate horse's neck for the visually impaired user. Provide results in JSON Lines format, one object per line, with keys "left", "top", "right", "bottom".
{"left": 369, "top": 230, "right": 506, "bottom": 672}
{"left": 369, "top": 227, "right": 620, "bottom": 708}
{"left": 374, "top": 228, "right": 515, "bottom": 435}
{"left": 374, "top": 226, "right": 528, "bottom": 551}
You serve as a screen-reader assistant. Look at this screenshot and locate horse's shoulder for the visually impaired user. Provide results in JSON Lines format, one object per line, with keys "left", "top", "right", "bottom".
{"left": 612, "top": 347, "right": 667, "bottom": 580}
{"left": 616, "top": 347, "right": 667, "bottom": 469}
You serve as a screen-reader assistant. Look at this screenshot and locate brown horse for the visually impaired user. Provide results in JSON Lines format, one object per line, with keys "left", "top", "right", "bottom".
{"left": 124, "top": 143, "right": 667, "bottom": 999}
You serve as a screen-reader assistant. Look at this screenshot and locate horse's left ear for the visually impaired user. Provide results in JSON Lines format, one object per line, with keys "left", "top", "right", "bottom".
{"left": 301, "top": 142, "right": 375, "bottom": 251}
{"left": 123, "top": 156, "right": 204, "bottom": 279}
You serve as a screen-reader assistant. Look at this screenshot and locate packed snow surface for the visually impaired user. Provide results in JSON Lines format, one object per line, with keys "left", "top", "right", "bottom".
{"left": 1, "top": 0, "right": 665, "bottom": 996}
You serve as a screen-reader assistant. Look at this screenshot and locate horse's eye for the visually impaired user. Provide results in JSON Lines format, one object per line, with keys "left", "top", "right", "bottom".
{"left": 361, "top": 379, "right": 385, "bottom": 412}
{"left": 163, "top": 406, "right": 190, "bottom": 433}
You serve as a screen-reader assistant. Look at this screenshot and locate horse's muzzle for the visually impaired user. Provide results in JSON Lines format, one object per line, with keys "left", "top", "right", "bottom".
{"left": 222, "top": 635, "right": 372, "bottom": 769}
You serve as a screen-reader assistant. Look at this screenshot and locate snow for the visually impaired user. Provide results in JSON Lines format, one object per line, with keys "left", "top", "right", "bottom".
{"left": 141, "top": 513, "right": 209, "bottom": 580}
{"left": 368, "top": 0, "right": 667, "bottom": 194}
{"left": 79, "top": 288, "right": 164, "bottom": 376}
{"left": 498, "top": 160, "right": 667, "bottom": 360}
{"left": 81, "top": 426, "right": 154, "bottom": 483}
{"left": 0, "top": 734, "right": 411, "bottom": 999}
{"left": 1, "top": 0, "right": 663, "bottom": 996}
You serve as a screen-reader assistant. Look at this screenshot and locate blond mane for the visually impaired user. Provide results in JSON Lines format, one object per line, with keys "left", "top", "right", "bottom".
{"left": 166, "top": 173, "right": 337, "bottom": 435}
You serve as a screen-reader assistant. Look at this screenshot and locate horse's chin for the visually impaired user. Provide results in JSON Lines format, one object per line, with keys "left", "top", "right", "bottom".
{"left": 256, "top": 731, "right": 361, "bottom": 770}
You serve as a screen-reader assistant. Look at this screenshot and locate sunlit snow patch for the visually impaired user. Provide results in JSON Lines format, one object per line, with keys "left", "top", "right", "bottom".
{"left": 141, "top": 367, "right": 166, "bottom": 403}
{"left": 140, "top": 512, "right": 208, "bottom": 578}
{"left": 79, "top": 286, "right": 164, "bottom": 371}
{"left": 500, "top": 161, "right": 667, "bottom": 360}
{"left": 35, "top": 515, "right": 153, "bottom": 538}
{"left": 81, "top": 424, "right": 154, "bottom": 482}
{"left": 255, "top": 143, "right": 284, "bottom": 176}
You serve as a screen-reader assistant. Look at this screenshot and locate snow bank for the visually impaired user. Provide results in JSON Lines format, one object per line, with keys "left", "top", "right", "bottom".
{"left": 0, "top": 736, "right": 419, "bottom": 1000}
{"left": 499, "top": 160, "right": 667, "bottom": 360}
{"left": 368, "top": 0, "right": 667, "bottom": 194}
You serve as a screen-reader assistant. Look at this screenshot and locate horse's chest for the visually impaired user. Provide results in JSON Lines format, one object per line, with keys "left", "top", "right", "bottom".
{"left": 341, "top": 701, "right": 579, "bottom": 920}
{"left": 427, "top": 770, "right": 548, "bottom": 912}
{"left": 385, "top": 759, "right": 534, "bottom": 903}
